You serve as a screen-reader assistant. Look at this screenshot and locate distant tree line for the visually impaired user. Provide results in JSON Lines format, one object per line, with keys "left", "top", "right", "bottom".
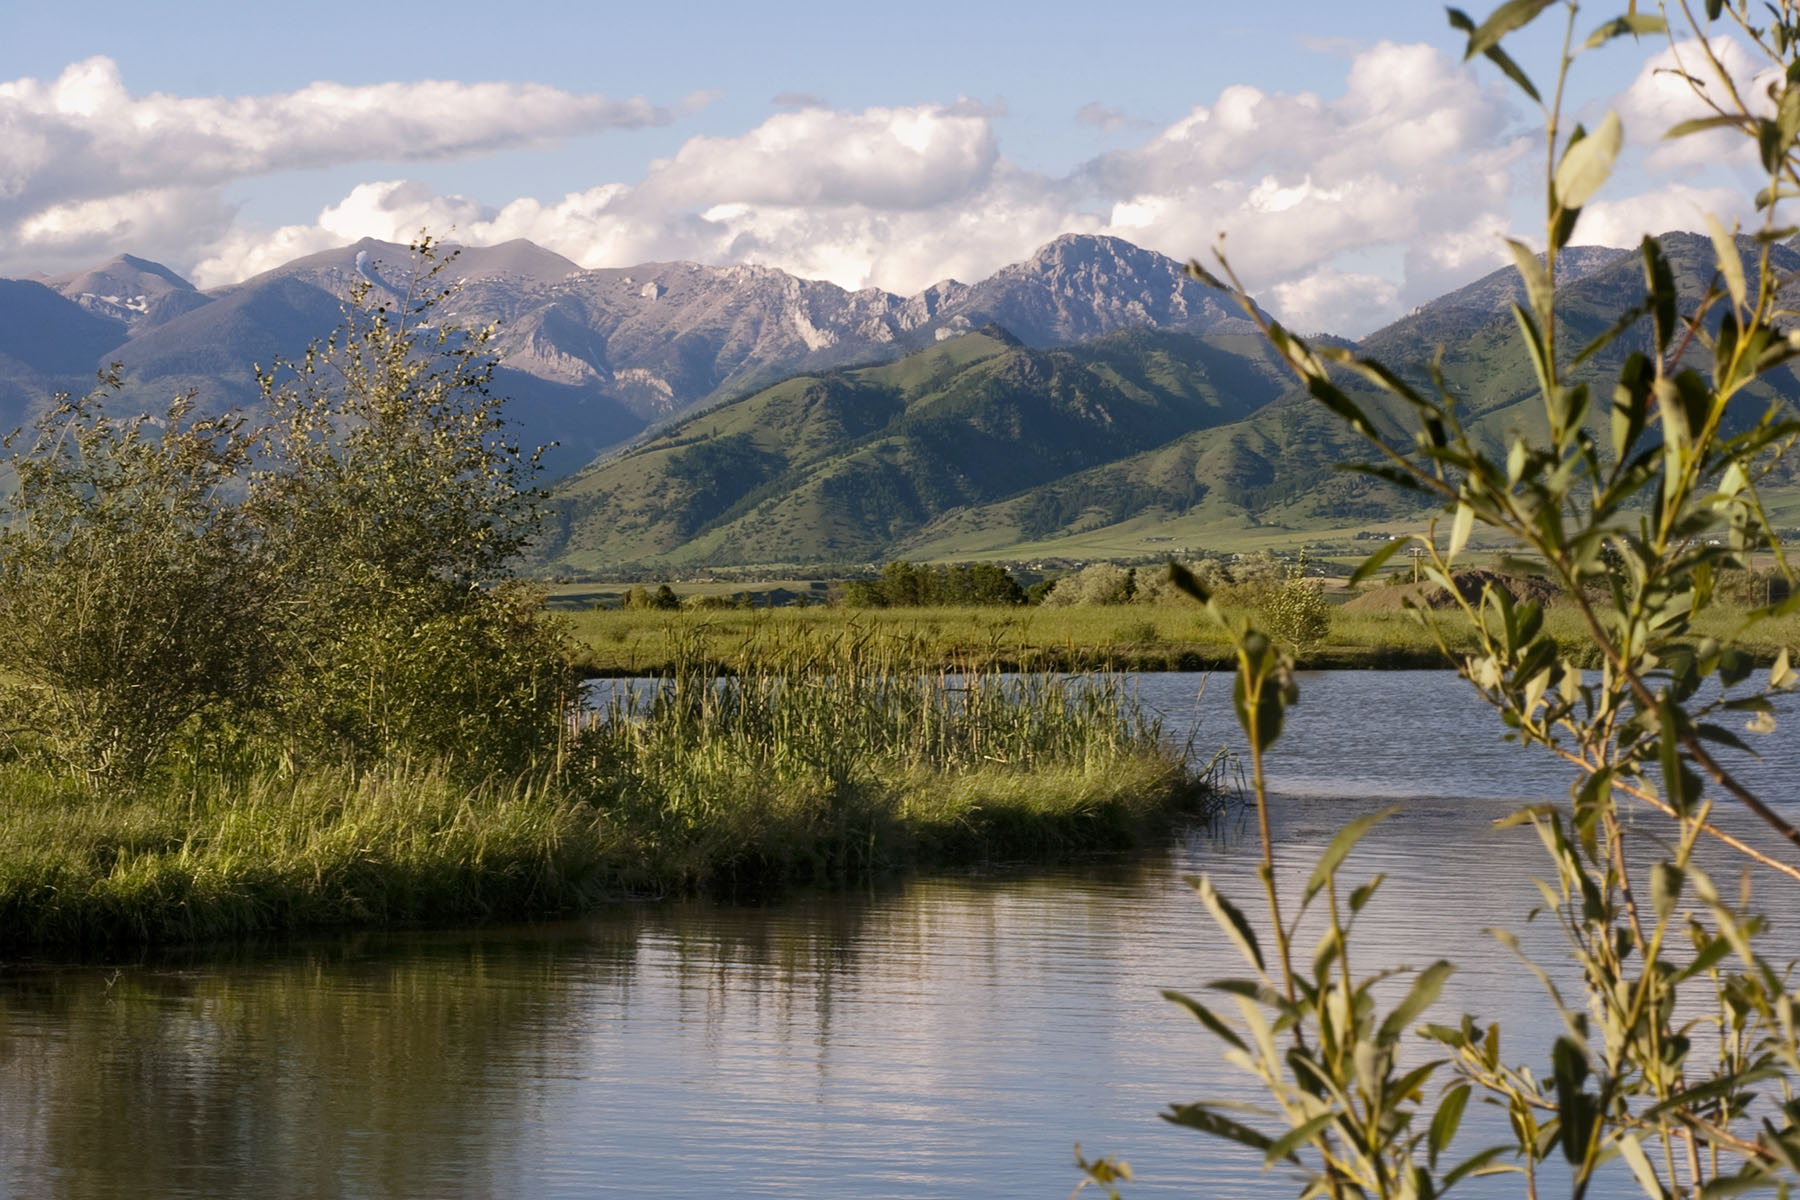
{"left": 843, "top": 560, "right": 1028, "bottom": 607}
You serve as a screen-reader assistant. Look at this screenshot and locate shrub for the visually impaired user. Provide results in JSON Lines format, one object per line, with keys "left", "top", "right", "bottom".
{"left": 0, "top": 384, "right": 271, "bottom": 780}
{"left": 1122, "top": 5, "right": 1800, "bottom": 1199}
{"left": 1256, "top": 551, "right": 1330, "bottom": 653}
{"left": 249, "top": 238, "right": 572, "bottom": 770}
{"left": 1133, "top": 558, "right": 1229, "bottom": 604}
{"left": 1041, "top": 563, "right": 1135, "bottom": 606}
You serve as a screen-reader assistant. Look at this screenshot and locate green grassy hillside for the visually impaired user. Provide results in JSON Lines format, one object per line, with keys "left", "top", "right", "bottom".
{"left": 540, "top": 326, "right": 1290, "bottom": 571}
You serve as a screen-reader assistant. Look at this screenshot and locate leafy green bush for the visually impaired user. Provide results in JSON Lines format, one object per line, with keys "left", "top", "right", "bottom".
{"left": 249, "top": 238, "right": 572, "bottom": 770}
{"left": 843, "top": 559, "right": 1027, "bottom": 607}
{"left": 0, "top": 238, "right": 573, "bottom": 781}
{"left": 1256, "top": 552, "right": 1330, "bottom": 654}
{"left": 1041, "top": 563, "right": 1136, "bottom": 606}
{"left": 0, "top": 384, "right": 271, "bottom": 780}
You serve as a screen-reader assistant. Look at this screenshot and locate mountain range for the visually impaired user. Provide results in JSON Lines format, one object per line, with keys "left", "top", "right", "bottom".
{"left": 4, "top": 233, "right": 1265, "bottom": 479}
{"left": 539, "top": 231, "right": 1800, "bottom": 572}
{"left": 4, "top": 230, "right": 1792, "bottom": 573}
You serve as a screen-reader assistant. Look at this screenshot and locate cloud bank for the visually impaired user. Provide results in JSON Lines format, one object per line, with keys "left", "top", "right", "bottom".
{"left": 0, "top": 57, "right": 690, "bottom": 269}
{"left": 0, "top": 41, "right": 1769, "bottom": 336}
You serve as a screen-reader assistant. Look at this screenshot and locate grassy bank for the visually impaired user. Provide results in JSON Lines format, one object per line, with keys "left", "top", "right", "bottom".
{"left": 0, "top": 632, "right": 1224, "bottom": 951}
{"left": 566, "top": 602, "right": 1800, "bottom": 674}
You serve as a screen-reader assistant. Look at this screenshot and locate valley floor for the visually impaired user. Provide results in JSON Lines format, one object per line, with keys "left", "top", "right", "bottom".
{"left": 565, "top": 602, "right": 1800, "bottom": 675}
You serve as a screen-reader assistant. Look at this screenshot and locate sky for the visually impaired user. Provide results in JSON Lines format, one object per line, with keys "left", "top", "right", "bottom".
{"left": 0, "top": 1, "right": 1775, "bottom": 335}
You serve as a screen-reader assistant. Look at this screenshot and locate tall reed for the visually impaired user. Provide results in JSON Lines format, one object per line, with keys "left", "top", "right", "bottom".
{"left": 570, "top": 621, "right": 1224, "bottom": 886}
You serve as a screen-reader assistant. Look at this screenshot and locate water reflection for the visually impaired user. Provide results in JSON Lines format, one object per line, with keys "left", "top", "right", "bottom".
{"left": 1, "top": 672, "right": 1797, "bottom": 1198}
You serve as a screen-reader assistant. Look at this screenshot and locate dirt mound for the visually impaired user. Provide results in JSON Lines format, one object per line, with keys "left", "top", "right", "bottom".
{"left": 1342, "top": 568, "right": 1562, "bottom": 613}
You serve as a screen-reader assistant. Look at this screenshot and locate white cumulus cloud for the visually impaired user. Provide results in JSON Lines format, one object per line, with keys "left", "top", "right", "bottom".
{"left": 0, "top": 56, "right": 692, "bottom": 277}
{"left": 1614, "top": 36, "right": 1774, "bottom": 172}
{"left": 1272, "top": 268, "right": 1401, "bottom": 335}
{"left": 187, "top": 45, "right": 1530, "bottom": 333}
{"left": 1575, "top": 183, "right": 1752, "bottom": 248}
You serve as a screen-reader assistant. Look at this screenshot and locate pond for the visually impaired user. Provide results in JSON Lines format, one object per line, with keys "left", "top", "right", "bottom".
{"left": 3, "top": 671, "right": 1797, "bottom": 1198}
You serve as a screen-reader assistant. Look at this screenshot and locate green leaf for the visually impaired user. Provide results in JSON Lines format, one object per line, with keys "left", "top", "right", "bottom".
{"left": 1555, "top": 110, "right": 1623, "bottom": 209}
{"left": 1304, "top": 806, "right": 1401, "bottom": 906}
{"left": 1551, "top": 1036, "right": 1595, "bottom": 1163}
{"left": 1639, "top": 1068, "right": 1780, "bottom": 1120}
{"left": 1704, "top": 1169, "right": 1780, "bottom": 1197}
{"left": 1429, "top": 1084, "right": 1471, "bottom": 1164}
{"left": 1612, "top": 352, "right": 1654, "bottom": 460}
{"left": 1462, "top": 0, "right": 1558, "bottom": 59}
{"left": 1706, "top": 213, "right": 1748, "bottom": 311}
{"left": 1263, "top": 1112, "right": 1337, "bottom": 1165}
{"left": 1449, "top": 501, "right": 1475, "bottom": 561}
{"left": 1379, "top": 960, "right": 1456, "bottom": 1044}
{"left": 1584, "top": 13, "right": 1667, "bottom": 47}
{"left": 1162, "top": 1104, "right": 1283, "bottom": 1156}
{"left": 1642, "top": 236, "right": 1678, "bottom": 354}
{"left": 1651, "top": 861, "right": 1684, "bottom": 922}
{"left": 1194, "top": 875, "right": 1266, "bottom": 974}
{"left": 1232, "top": 651, "right": 1291, "bottom": 749}
{"left": 1505, "top": 237, "right": 1552, "bottom": 315}
{"left": 1349, "top": 874, "right": 1386, "bottom": 914}
{"left": 1484, "top": 42, "right": 1543, "bottom": 102}
{"left": 1616, "top": 1134, "right": 1668, "bottom": 1199}
{"left": 1762, "top": 97, "right": 1800, "bottom": 174}
{"left": 1349, "top": 537, "right": 1409, "bottom": 587}
{"left": 1665, "top": 114, "right": 1742, "bottom": 139}
{"left": 1772, "top": 648, "right": 1796, "bottom": 689}
{"left": 1657, "top": 695, "right": 1692, "bottom": 813}
{"left": 1162, "top": 989, "right": 1248, "bottom": 1052}
{"left": 1447, "top": 8, "right": 1543, "bottom": 99}
{"left": 1673, "top": 934, "right": 1733, "bottom": 983}
{"left": 1574, "top": 299, "right": 1650, "bottom": 365}
{"left": 1167, "top": 561, "right": 1211, "bottom": 605}
{"left": 1305, "top": 375, "right": 1379, "bottom": 440}
{"left": 1183, "top": 260, "right": 1227, "bottom": 291}
{"left": 1443, "top": 1145, "right": 1511, "bottom": 1187}
{"left": 1512, "top": 303, "right": 1552, "bottom": 400}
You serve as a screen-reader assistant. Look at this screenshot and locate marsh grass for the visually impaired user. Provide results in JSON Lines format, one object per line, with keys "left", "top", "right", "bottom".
{"left": 571, "top": 624, "right": 1224, "bottom": 890}
{"left": 0, "top": 625, "right": 1222, "bottom": 949}
{"left": 0, "top": 762, "right": 605, "bottom": 947}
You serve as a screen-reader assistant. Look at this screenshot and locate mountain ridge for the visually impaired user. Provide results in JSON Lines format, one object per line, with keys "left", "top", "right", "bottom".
{"left": 0, "top": 232, "right": 1286, "bottom": 479}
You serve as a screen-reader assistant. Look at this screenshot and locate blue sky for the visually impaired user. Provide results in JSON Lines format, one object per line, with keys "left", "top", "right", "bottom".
{"left": 0, "top": 1, "right": 1767, "bottom": 334}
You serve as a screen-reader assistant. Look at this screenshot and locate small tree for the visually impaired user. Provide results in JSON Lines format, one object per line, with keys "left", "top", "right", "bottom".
{"left": 251, "top": 237, "right": 571, "bottom": 770}
{"left": 1258, "top": 550, "right": 1330, "bottom": 654}
{"left": 0, "top": 380, "right": 270, "bottom": 779}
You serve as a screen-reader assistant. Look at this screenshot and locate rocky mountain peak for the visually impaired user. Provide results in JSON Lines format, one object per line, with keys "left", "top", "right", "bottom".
{"left": 948, "top": 233, "right": 1264, "bottom": 344}
{"left": 44, "top": 253, "right": 205, "bottom": 333}
{"left": 1020, "top": 232, "right": 1174, "bottom": 277}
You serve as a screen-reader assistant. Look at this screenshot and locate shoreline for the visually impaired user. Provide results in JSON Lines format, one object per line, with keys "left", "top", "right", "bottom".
{"left": 0, "top": 751, "right": 1223, "bottom": 955}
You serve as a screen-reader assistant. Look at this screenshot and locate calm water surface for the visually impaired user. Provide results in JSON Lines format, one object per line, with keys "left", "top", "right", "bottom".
{"left": 4, "top": 671, "right": 1799, "bottom": 1199}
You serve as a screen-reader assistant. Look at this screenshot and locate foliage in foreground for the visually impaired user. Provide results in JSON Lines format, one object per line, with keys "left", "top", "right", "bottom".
{"left": 1078, "top": 3, "right": 1800, "bottom": 1198}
